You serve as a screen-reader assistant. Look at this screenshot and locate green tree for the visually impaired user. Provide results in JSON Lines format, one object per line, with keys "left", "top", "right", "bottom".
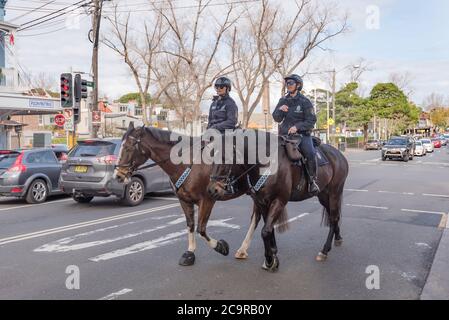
{"left": 430, "top": 107, "right": 449, "bottom": 128}
{"left": 118, "top": 92, "right": 152, "bottom": 107}
{"left": 369, "top": 83, "right": 419, "bottom": 136}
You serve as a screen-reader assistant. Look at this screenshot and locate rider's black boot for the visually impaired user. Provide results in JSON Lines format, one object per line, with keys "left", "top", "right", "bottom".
{"left": 307, "top": 157, "right": 320, "bottom": 195}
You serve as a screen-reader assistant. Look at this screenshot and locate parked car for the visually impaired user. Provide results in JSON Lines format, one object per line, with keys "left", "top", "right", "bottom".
{"left": 420, "top": 138, "right": 434, "bottom": 153}
{"left": 381, "top": 137, "right": 414, "bottom": 162}
{"left": 414, "top": 141, "right": 426, "bottom": 156}
{"left": 438, "top": 135, "right": 447, "bottom": 146}
{"left": 0, "top": 149, "right": 64, "bottom": 203}
{"left": 431, "top": 138, "right": 442, "bottom": 148}
{"left": 60, "top": 138, "right": 173, "bottom": 206}
{"left": 364, "top": 139, "right": 382, "bottom": 150}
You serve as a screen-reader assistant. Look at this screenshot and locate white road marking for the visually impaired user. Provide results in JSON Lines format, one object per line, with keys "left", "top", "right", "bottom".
{"left": 89, "top": 218, "right": 240, "bottom": 262}
{"left": 34, "top": 217, "right": 186, "bottom": 253}
{"left": 401, "top": 209, "right": 445, "bottom": 215}
{"left": 275, "top": 213, "right": 310, "bottom": 229}
{"left": 415, "top": 243, "right": 432, "bottom": 249}
{"left": 99, "top": 288, "right": 133, "bottom": 300}
{"left": 0, "top": 198, "right": 72, "bottom": 212}
{"left": 346, "top": 204, "right": 388, "bottom": 210}
{"left": 344, "top": 189, "right": 368, "bottom": 192}
{"left": 150, "top": 196, "right": 179, "bottom": 201}
{"left": 422, "top": 193, "right": 449, "bottom": 198}
{"left": 377, "top": 190, "right": 396, "bottom": 194}
{"left": 0, "top": 203, "right": 180, "bottom": 246}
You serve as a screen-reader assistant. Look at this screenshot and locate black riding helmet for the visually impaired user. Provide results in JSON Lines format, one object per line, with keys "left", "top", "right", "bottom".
{"left": 214, "top": 76, "right": 232, "bottom": 92}
{"left": 284, "top": 74, "right": 303, "bottom": 91}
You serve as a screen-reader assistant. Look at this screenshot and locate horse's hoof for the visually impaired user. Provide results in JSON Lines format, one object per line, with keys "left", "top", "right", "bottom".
{"left": 235, "top": 250, "right": 248, "bottom": 259}
{"left": 179, "top": 251, "right": 195, "bottom": 266}
{"left": 334, "top": 239, "right": 343, "bottom": 247}
{"left": 316, "top": 252, "right": 327, "bottom": 262}
{"left": 262, "top": 256, "right": 279, "bottom": 272}
{"left": 214, "top": 239, "right": 229, "bottom": 256}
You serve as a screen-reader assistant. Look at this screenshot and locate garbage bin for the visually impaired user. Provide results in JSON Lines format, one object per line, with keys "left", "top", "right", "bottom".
{"left": 338, "top": 142, "right": 346, "bottom": 152}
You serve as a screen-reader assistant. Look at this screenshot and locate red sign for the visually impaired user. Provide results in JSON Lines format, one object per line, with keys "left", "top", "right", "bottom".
{"left": 55, "top": 114, "right": 66, "bottom": 127}
{"left": 92, "top": 111, "right": 101, "bottom": 124}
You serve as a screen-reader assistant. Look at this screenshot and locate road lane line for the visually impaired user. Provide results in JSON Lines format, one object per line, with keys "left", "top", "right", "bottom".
{"left": 34, "top": 217, "right": 186, "bottom": 253}
{"left": 401, "top": 209, "right": 445, "bottom": 215}
{"left": 150, "top": 196, "right": 179, "bottom": 201}
{"left": 346, "top": 204, "right": 388, "bottom": 210}
{"left": 89, "top": 218, "right": 240, "bottom": 262}
{"left": 0, "top": 198, "right": 73, "bottom": 212}
{"left": 344, "top": 189, "right": 368, "bottom": 192}
{"left": 99, "top": 288, "right": 133, "bottom": 300}
{"left": 422, "top": 194, "right": 449, "bottom": 198}
{"left": 0, "top": 203, "right": 180, "bottom": 246}
{"left": 275, "top": 213, "right": 310, "bottom": 229}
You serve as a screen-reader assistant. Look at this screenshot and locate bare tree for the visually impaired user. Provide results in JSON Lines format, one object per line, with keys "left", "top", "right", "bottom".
{"left": 103, "top": 5, "right": 168, "bottom": 124}
{"left": 228, "top": 0, "right": 347, "bottom": 127}
{"left": 423, "top": 92, "right": 445, "bottom": 111}
{"left": 389, "top": 71, "right": 415, "bottom": 98}
{"left": 271, "top": 1, "right": 348, "bottom": 95}
{"left": 153, "top": 0, "right": 238, "bottom": 132}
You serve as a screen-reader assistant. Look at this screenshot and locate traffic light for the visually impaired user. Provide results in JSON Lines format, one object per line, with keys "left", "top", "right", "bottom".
{"left": 60, "top": 73, "right": 73, "bottom": 108}
{"left": 74, "top": 74, "right": 88, "bottom": 102}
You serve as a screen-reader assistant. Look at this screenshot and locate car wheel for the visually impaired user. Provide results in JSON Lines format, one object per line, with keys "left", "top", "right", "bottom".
{"left": 121, "top": 177, "right": 145, "bottom": 206}
{"left": 73, "top": 194, "right": 94, "bottom": 203}
{"left": 403, "top": 153, "right": 409, "bottom": 162}
{"left": 25, "top": 179, "right": 48, "bottom": 204}
{"left": 409, "top": 152, "right": 414, "bottom": 160}
{"left": 382, "top": 156, "right": 387, "bottom": 161}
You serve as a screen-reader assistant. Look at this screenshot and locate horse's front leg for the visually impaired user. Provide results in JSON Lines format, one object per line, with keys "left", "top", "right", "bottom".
{"left": 261, "top": 199, "right": 285, "bottom": 272}
{"left": 197, "top": 198, "right": 229, "bottom": 256}
{"left": 178, "top": 199, "right": 196, "bottom": 266}
{"left": 235, "top": 203, "right": 262, "bottom": 259}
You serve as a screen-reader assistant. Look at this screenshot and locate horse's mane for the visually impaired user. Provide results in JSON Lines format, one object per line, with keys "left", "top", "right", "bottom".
{"left": 144, "top": 126, "right": 188, "bottom": 146}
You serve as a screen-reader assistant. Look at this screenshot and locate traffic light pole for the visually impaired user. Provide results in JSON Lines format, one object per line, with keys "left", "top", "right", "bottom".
{"left": 91, "top": 0, "right": 104, "bottom": 138}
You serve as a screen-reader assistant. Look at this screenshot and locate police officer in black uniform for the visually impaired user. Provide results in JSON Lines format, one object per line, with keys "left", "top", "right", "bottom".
{"left": 207, "top": 77, "right": 238, "bottom": 133}
{"left": 272, "top": 74, "right": 320, "bottom": 195}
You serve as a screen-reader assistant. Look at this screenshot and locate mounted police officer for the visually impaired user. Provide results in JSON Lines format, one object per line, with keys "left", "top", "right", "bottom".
{"left": 207, "top": 76, "right": 238, "bottom": 133}
{"left": 272, "top": 74, "right": 320, "bottom": 195}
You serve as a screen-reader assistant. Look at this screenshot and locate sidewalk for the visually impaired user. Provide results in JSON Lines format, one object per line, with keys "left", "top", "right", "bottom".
{"left": 421, "top": 213, "right": 449, "bottom": 300}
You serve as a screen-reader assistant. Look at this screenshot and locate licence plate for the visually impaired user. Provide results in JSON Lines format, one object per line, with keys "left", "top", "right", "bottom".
{"left": 74, "top": 165, "right": 88, "bottom": 173}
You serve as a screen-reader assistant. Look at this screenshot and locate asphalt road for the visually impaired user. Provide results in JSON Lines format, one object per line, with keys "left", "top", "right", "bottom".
{"left": 0, "top": 146, "right": 448, "bottom": 300}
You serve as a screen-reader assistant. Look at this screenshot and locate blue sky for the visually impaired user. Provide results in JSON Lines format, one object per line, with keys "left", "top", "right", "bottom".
{"left": 4, "top": 0, "right": 449, "bottom": 107}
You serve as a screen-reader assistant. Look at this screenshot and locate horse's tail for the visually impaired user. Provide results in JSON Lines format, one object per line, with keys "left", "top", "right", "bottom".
{"left": 275, "top": 206, "right": 289, "bottom": 233}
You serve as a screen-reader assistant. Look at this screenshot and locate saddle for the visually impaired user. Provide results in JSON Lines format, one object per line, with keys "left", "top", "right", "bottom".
{"left": 279, "top": 135, "right": 321, "bottom": 162}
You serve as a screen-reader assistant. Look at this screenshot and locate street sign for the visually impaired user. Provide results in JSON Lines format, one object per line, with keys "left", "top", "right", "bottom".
{"left": 54, "top": 114, "right": 65, "bottom": 127}
{"left": 92, "top": 111, "right": 101, "bottom": 124}
{"left": 64, "top": 109, "right": 74, "bottom": 131}
{"left": 86, "top": 81, "right": 95, "bottom": 88}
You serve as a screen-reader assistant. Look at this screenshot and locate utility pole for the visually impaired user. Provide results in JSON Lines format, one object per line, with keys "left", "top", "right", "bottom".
{"left": 91, "top": 0, "right": 104, "bottom": 138}
{"left": 326, "top": 90, "right": 330, "bottom": 143}
{"left": 331, "top": 68, "right": 336, "bottom": 138}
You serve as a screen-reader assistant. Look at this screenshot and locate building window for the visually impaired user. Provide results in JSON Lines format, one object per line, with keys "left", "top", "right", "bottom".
{"left": 49, "top": 117, "right": 55, "bottom": 124}
{"left": 119, "top": 105, "right": 128, "bottom": 113}
{"left": 39, "top": 115, "right": 44, "bottom": 126}
{"left": 135, "top": 107, "right": 142, "bottom": 116}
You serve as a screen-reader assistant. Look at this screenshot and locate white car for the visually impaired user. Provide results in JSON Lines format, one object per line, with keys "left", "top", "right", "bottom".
{"left": 414, "top": 141, "right": 426, "bottom": 156}
{"left": 420, "top": 139, "right": 434, "bottom": 153}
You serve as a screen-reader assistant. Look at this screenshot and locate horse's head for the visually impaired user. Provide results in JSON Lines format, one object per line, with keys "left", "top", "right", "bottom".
{"left": 114, "top": 122, "right": 149, "bottom": 183}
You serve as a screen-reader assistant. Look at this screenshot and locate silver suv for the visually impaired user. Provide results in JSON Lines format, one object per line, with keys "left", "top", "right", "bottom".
{"left": 60, "top": 138, "right": 172, "bottom": 206}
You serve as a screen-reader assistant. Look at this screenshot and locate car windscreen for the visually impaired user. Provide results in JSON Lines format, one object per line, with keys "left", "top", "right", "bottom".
{"left": 386, "top": 139, "right": 407, "bottom": 145}
{"left": 69, "top": 141, "right": 117, "bottom": 158}
{"left": 421, "top": 139, "right": 430, "bottom": 143}
{"left": 0, "top": 153, "right": 20, "bottom": 168}
{"left": 367, "top": 140, "right": 377, "bottom": 143}
{"left": 415, "top": 141, "right": 422, "bottom": 146}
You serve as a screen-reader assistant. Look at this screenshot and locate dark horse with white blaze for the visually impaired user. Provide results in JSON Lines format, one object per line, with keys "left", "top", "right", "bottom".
{"left": 207, "top": 130, "right": 349, "bottom": 272}
{"left": 114, "top": 122, "right": 266, "bottom": 266}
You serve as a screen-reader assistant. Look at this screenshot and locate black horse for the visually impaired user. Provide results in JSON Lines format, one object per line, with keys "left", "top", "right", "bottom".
{"left": 207, "top": 130, "right": 349, "bottom": 272}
